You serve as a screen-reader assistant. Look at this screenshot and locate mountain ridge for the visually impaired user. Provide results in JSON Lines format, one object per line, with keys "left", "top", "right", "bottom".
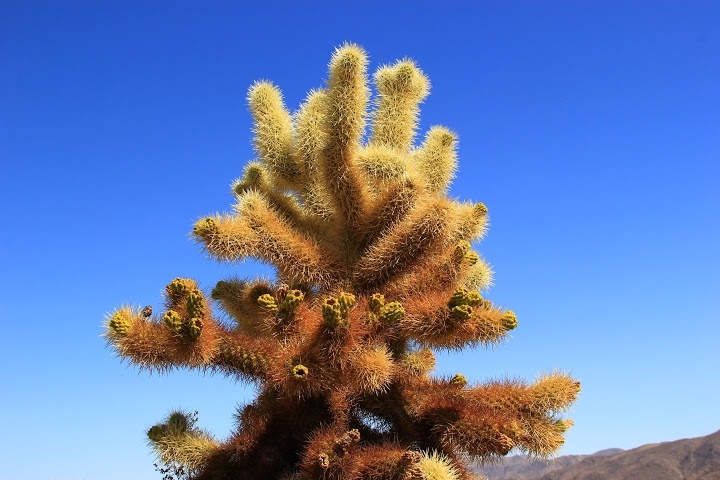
{"left": 473, "top": 429, "right": 720, "bottom": 480}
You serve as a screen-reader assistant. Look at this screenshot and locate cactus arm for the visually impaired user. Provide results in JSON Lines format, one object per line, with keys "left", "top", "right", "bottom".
{"left": 293, "top": 88, "right": 326, "bottom": 181}
{"left": 412, "top": 126, "right": 458, "bottom": 195}
{"left": 370, "top": 60, "right": 430, "bottom": 152}
{"left": 194, "top": 194, "right": 342, "bottom": 288}
{"left": 352, "top": 197, "right": 451, "bottom": 291}
{"left": 247, "top": 81, "right": 300, "bottom": 190}
{"left": 403, "top": 376, "right": 579, "bottom": 461}
{"left": 318, "top": 44, "right": 371, "bottom": 233}
{"left": 234, "top": 190, "right": 343, "bottom": 288}
{"left": 105, "top": 279, "right": 277, "bottom": 381}
{"left": 397, "top": 289, "right": 515, "bottom": 349}
{"left": 192, "top": 214, "right": 261, "bottom": 262}
{"left": 105, "top": 307, "right": 273, "bottom": 381}
{"left": 147, "top": 410, "right": 220, "bottom": 478}
{"left": 354, "top": 179, "right": 419, "bottom": 254}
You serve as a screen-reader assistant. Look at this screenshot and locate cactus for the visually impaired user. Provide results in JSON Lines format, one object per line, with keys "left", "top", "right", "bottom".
{"left": 257, "top": 293, "right": 279, "bottom": 312}
{"left": 379, "top": 301, "right": 405, "bottom": 324}
{"left": 321, "top": 297, "right": 344, "bottom": 327}
{"left": 292, "top": 364, "right": 309, "bottom": 379}
{"left": 108, "top": 310, "right": 132, "bottom": 335}
{"left": 104, "top": 44, "right": 579, "bottom": 479}
{"left": 163, "top": 310, "right": 183, "bottom": 334}
{"left": 451, "top": 373, "right": 467, "bottom": 387}
{"left": 502, "top": 310, "right": 518, "bottom": 331}
{"left": 281, "top": 289, "right": 304, "bottom": 313}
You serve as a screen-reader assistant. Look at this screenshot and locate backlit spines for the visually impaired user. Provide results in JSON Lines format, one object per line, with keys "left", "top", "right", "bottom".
{"left": 235, "top": 191, "right": 341, "bottom": 288}
{"left": 247, "top": 81, "right": 299, "bottom": 189}
{"left": 192, "top": 214, "right": 260, "bottom": 262}
{"left": 147, "top": 410, "right": 219, "bottom": 476}
{"left": 106, "top": 45, "right": 579, "bottom": 479}
{"left": 319, "top": 44, "right": 371, "bottom": 231}
{"left": 370, "top": 60, "right": 430, "bottom": 151}
{"left": 353, "top": 198, "right": 451, "bottom": 290}
{"left": 414, "top": 126, "right": 458, "bottom": 194}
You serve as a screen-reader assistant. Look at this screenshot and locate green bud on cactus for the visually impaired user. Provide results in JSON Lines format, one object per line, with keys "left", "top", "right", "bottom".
{"left": 185, "top": 317, "right": 203, "bottom": 341}
{"left": 451, "top": 304, "right": 473, "bottom": 320}
{"left": 185, "top": 289, "right": 205, "bottom": 319}
{"left": 369, "top": 293, "right": 385, "bottom": 313}
{"left": 463, "top": 251, "right": 480, "bottom": 266}
{"left": 281, "top": 289, "right": 304, "bottom": 313}
{"left": 322, "top": 298, "right": 344, "bottom": 327}
{"left": 292, "top": 364, "right": 309, "bottom": 379}
{"left": 167, "top": 412, "right": 190, "bottom": 434}
{"left": 108, "top": 311, "right": 132, "bottom": 335}
{"left": 166, "top": 277, "right": 197, "bottom": 299}
{"left": 449, "top": 288, "right": 483, "bottom": 308}
{"left": 451, "top": 373, "right": 467, "bottom": 387}
{"left": 257, "top": 293, "right": 279, "bottom": 312}
{"left": 473, "top": 202, "right": 488, "bottom": 219}
{"left": 337, "top": 292, "right": 356, "bottom": 315}
{"left": 453, "top": 240, "right": 471, "bottom": 262}
{"left": 466, "top": 290, "right": 483, "bottom": 307}
{"left": 147, "top": 424, "right": 167, "bottom": 442}
{"left": 163, "top": 310, "right": 183, "bottom": 334}
{"left": 379, "top": 301, "right": 405, "bottom": 324}
{"left": 502, "top": 310, "right": 518, "bottom": 330}
{"left": 449, "top": 288, "right": 469, "bottom": 308}
{"left": 193, "top": 217, "right": 218, "bottom": 239}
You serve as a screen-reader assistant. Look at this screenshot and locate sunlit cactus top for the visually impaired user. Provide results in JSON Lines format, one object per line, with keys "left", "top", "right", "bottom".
{"left": 105, "top": 44, "right": 580, "bottom": 480}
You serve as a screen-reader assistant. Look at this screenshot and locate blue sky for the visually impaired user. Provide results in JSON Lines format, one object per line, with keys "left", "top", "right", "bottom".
{"left": 1, "top": 1, "right": 718, "bottom": 479}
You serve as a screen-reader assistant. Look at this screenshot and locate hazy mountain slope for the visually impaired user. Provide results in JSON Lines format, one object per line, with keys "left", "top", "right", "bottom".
{"left": 539, "top": 429, "right": 720, "bottom": 480}
{"left": 473, "top": 429, "right": 720, "bottom": 480}
{"left": 473, "top": 448, "right": 623, "bottom": 479}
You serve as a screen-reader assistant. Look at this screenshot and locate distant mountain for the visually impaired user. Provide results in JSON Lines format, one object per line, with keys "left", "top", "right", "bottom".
{"left": 473, "top": 429, "right": 720, "bottom": 480}
{"left": 472, "top": 447, "right": 623, "bottom": 480}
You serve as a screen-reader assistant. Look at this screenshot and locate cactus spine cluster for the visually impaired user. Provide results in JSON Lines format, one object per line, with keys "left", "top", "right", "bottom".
{"left": 104, "top": 44, "right": 579, "bottom": 480}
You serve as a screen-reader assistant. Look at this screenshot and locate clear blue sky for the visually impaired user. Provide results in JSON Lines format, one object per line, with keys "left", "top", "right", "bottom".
{"left": 1, "top": 1, "right": 718, "bottom": 479}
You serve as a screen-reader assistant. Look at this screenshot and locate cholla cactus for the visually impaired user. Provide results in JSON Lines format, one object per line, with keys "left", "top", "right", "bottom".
{"left": 104, "top": 44, "right": 579, "bottom": 480}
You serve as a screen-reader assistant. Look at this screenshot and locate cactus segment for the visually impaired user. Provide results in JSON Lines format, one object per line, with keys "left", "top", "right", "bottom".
{"left": 166, "top": 277, "right": 198, "bottom": 300}
{"left": 502, "top": 310, "right": 518, "bottom": 331}
{"left": 108, "top": 310, "right": 132, "bottom": 335}
{"left": 185, "top": 290, "right": 205, "bottom": 319}
{"left": 322, "top": 298, "right": 344, "bottom": 327}
{"left": 369, "top": 293, "right": 385, "bottom": 313}
{"left": 148, "top": 424, "right": 166, "bottom": 442}
{"left": 448, "top": 288, "right": 483, "bottom": 309}
{"left": 292, "top": 364, "right": 309, "bottom": 379}
{"left": 163, "top": 310, "right": 183, "bottom": 334}
{"left": 257, "top": 293, "right": 279, "bottom": 312}
{"left": 379, "top": 301, "right": 404, "bottom": 324}
{"left": 450, "top": 304, "right": 473, "bottom": 320}
{"left": 451, "top": 373, "right": 467, "bottom": 387}
{"left": 453, "top": 240, "right": 471, "bottom": 262}
{"left": 281, "top": 289, "right": 304, "bottom": 313}
{"left": 553, "top": 419, "right": 573, "bottom": 433}
{"left": 474, "top": 202, "right": 488, "bottom": 217}
{"left": 167, "top": 412, "right": 190, "bottom": 434}
{"left": 417, "top": 450, "right": 461, "bottom": 480}
{"left": 462, "top": 251, "right": 480, "bottom": 266}
{"left": 193, "top": 217, "right": 219, "bottom": 239}
{"left": 337, "top": 292, "right": 356, "bottom": 315}
{"left": 186, "top": 317, "right": 203, "bottom": 340}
